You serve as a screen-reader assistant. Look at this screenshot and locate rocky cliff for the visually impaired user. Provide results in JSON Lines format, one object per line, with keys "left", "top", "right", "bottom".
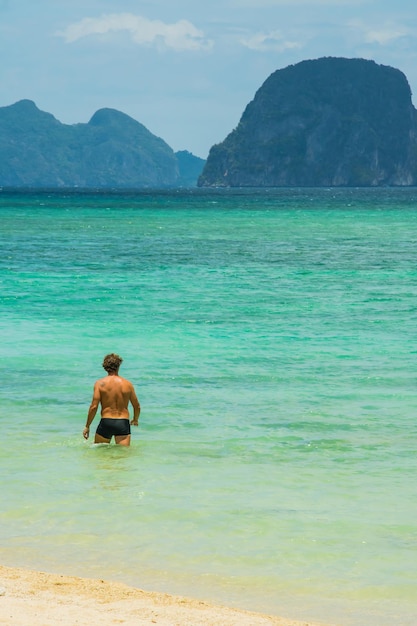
{"left": 198, "top": 57, "right": 417, "bottom": 187}
{"left": 0, "top": 100, "right": 204, "bottom": 188}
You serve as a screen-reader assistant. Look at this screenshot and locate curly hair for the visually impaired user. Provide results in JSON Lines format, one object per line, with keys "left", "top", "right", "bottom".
{"left": 102, "top": 353, "right": 123, "bottom": 373}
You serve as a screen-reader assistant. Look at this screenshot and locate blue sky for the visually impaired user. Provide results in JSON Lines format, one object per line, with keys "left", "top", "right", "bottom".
{"left": 1, "top": 0, "right": 417, "bottom": 158}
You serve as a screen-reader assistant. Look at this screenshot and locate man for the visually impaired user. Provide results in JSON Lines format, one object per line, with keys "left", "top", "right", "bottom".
{"left": 83, "top": 353, "right": 140, "bottom": 446}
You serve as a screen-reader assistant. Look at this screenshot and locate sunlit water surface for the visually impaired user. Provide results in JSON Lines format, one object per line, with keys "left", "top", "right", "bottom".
{"left": 1, "top": 188, "right": 417, "bottom": 625}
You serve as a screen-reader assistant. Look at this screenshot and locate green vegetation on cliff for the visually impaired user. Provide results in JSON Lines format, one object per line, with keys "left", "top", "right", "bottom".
{"left": 199, "top": 57, "right": 417, "bottom": 187}
{"left": 0, "top": 100, "right": 204, "bottom": 188}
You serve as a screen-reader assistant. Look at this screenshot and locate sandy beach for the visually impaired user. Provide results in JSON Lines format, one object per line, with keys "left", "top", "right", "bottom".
{"left": 0, "top": 565, "right": 330, "bottom": 626}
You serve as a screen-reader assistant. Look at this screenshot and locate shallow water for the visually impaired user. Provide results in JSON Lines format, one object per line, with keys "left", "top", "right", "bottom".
{"left": 1, "top": 188, "right": 417, "bottom": 625}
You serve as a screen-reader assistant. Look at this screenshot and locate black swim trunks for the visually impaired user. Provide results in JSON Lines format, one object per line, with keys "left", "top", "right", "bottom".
{"left": 96, "top": 418, "right": 131, "bottom": 440}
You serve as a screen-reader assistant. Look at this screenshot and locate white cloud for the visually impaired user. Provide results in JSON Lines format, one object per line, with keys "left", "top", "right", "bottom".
{"left": 364, "top": 27, "right": 409, "bottom": 45}
{"left": 240, "top": 30, "right": 303, "bottom": 52}
{"left": 349, "top": 19, "right": 411, "bottom": 46}
{"left": 56, "top": 13, "right": 213, "bottom": 51}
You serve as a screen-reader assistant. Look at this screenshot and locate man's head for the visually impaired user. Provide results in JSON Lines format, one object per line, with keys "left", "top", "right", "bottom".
{"left": 102, "top": 353, "right": 123, "bottom": 373}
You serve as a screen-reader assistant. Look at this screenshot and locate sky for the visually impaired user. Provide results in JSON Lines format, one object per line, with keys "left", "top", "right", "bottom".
{"left": 1, "top": 1, "right": 417, "bottom": 158}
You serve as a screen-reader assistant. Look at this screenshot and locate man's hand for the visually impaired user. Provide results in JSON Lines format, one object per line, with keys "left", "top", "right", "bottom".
{"left": 83, "top": 427, "right": 90, "bottom": 439}
{"left": 130, "top": 419, "right": 139, "bottom": 426}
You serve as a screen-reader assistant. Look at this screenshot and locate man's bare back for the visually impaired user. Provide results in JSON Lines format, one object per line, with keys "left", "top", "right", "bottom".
{"left": 83, "top": 354, "right": 140, "bottom": 446}
{"left": 96, "top": 375, "right": 136, "bottom": 418}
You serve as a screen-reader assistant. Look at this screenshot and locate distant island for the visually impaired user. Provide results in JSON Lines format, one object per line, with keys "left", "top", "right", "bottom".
{"left": 0, "top": 100, "right": 205, "bottom": 188}
{"left": 3, "top": 57, "right": 417, "bottom": 189}
{"left": 198, "top": 57, "right": 417, "bottom": 187}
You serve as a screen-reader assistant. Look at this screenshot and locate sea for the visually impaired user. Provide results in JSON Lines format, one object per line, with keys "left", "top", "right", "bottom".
{"left": 0, "top": 187, "right": 416, "bottom": 626}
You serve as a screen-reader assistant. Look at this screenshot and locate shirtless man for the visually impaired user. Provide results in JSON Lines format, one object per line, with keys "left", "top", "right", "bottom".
{"left": 83, "top": 353, "right": 140, "bottom": 446}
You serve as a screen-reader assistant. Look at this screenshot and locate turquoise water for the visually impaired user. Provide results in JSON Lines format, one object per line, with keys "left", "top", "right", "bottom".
{"left": 1, "top": 188, "right": 417, "bottom": 625}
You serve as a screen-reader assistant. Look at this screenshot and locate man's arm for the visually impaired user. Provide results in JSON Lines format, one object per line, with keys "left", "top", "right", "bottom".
{"left": 130, "top": 386, "right": 140, "bottom": 426}
{"left": 83, "top": 382, "right": 101, "bottom": 439}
